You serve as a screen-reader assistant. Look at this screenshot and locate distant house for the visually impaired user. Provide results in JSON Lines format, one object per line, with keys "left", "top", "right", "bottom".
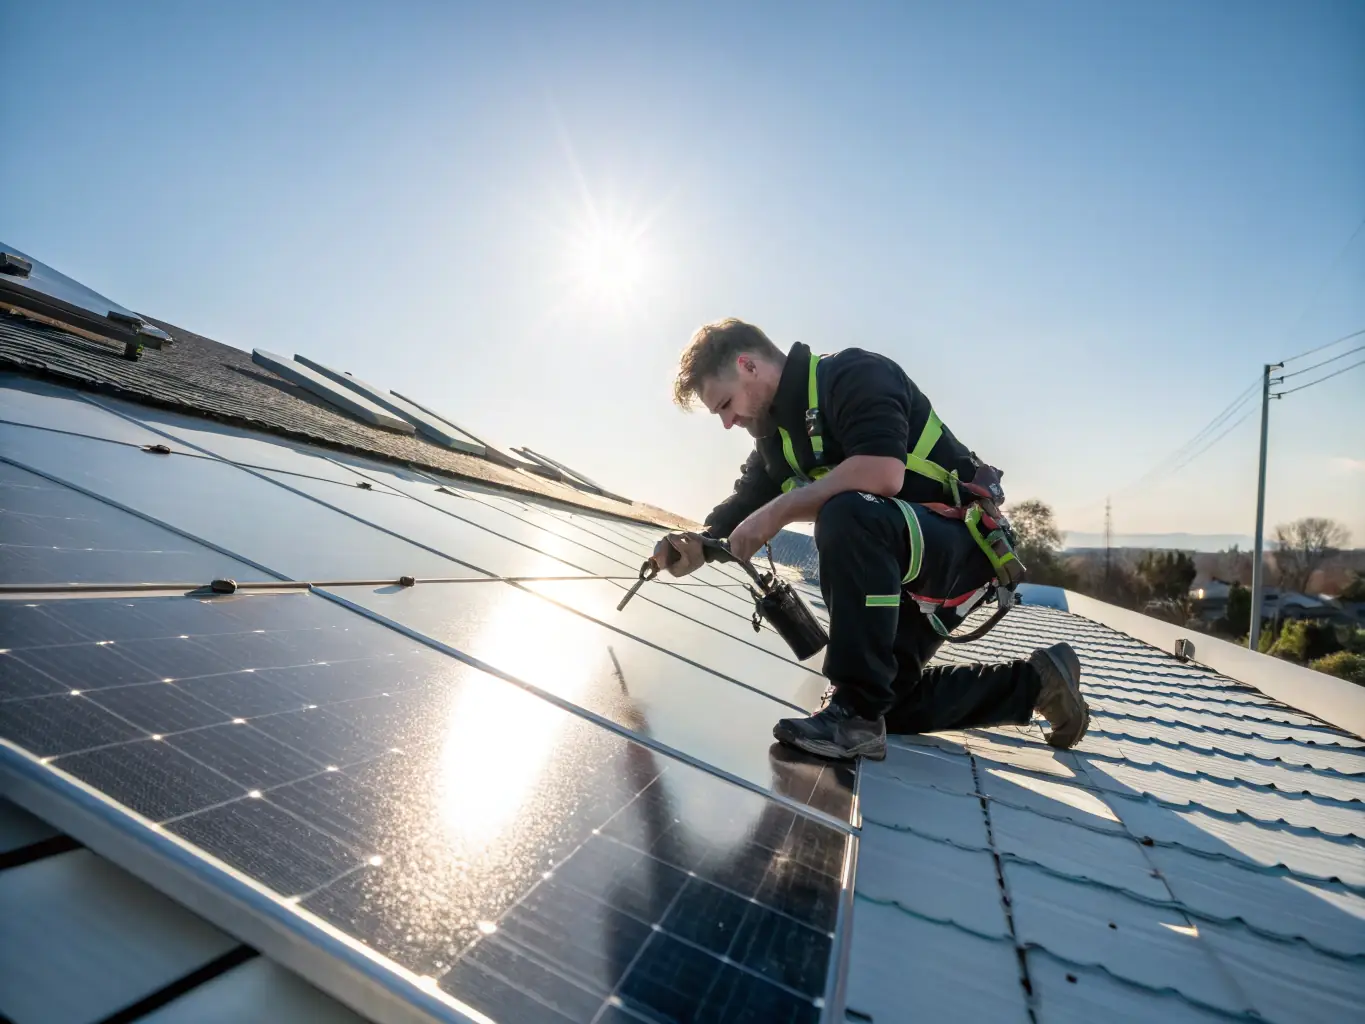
{"left": 1190, "top": 578, "right": 1234, "bottom": 621}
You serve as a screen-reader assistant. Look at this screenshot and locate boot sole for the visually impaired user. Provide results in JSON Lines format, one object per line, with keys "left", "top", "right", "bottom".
{"left": 1036, "top": 643, "right": 1089, "bottom": 749}
{"left": 772, "top": 723, "right": 887, "bottom": 762}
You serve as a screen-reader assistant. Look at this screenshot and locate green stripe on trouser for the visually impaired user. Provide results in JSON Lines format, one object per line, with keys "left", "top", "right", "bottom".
{"left": 865, "top": 594, "right": 901, "bottom": 607}
{"left": 890, "top": 498, "right": 924, "bottom": 583}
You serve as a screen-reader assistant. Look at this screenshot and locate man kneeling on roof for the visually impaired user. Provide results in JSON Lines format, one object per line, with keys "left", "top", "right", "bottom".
{"left": 654, "top": 319, "right": 1090, "bottom": 762}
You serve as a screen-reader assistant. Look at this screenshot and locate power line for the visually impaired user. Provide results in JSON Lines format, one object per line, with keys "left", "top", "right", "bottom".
{"left": 1280, "top": 325, "right": 1365, "bottom": 365}
{"left": 1279, "top": 213, "right": 1365, "bottom": 350}
{"left": 1277, "top": 343, "right": 1365, "bottom": 380}
{"left": 1167, "top": 405, "right": 1258, "bottom": 474}
{"left": 1273, "top": 357, "right": 1365, "bottom": 397}
{"left": 1133, "top": 376, "right": 1259, "bottom": 482}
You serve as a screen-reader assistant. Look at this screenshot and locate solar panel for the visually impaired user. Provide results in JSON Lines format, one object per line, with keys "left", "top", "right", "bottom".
{"left": 251, "top": 350, "right": 417, "bottom": 435}
{"left": 324, "top": 582, "right": 848, "bottom": 817}
{"left": 389, "top": 390, "right": 531, "bottom": 471}
{"left": 292, "top": 355, "right": 486, "bottom": 457}
{"left": 0, "top": 460, "right": 274, "bottom": 585}
{"left": 0, "top": 591, "right": 848, "bottom": 1023}
{"left": 0, "top": 242, "right": 171, "bottom": 347}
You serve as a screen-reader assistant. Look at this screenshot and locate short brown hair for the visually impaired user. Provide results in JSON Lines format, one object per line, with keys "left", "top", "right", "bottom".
{"left": 672, "top": 318, "right": 784, "bottom": 408}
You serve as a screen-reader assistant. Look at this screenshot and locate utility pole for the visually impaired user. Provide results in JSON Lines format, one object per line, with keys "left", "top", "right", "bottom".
{"left": 1104, "top": 497, "right": 1112, "bottom": 594}
{"left": 1248, "top": 362, "right": 1282, "bottom": 650}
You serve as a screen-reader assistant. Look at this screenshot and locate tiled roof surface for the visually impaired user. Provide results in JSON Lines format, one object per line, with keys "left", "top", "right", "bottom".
{"left": 0, "top": 796, "right": 366, "bottom": 1023}
{"left": 848, "top": 604, "right": 1365, "bottom": 1024}
{"left": 0, "top": 311, "right": 691, "bottom": 530}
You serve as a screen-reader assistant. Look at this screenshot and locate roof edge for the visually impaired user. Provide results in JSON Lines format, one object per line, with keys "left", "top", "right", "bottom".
{"left": 1033, "top": 587, "right": 1365, "bottom": 738}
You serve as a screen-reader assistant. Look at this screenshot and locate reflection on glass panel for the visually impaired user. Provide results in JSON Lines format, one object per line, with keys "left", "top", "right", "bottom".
{"left": 1, "top": 591, "right": 843, "bottom": 1023}
{"left": 93, "top": 394, "right": 405, "bottom": 490}
{"left": 526, "top": 576, "right": 825, "bottom": 705}
{"left": 0, "top": 423, "right": 460, "bottom": 581}
{"left": 324, "top": 583, "right": 847, "bottom": 819}
{"left": 258, "top": 470, "right": 626, "bottom": 580}
{"left": 0, "top": 461, "right": 272, "bottom": 584}
{"left": 0, "top": 376, "right": 166, "bottom": 446}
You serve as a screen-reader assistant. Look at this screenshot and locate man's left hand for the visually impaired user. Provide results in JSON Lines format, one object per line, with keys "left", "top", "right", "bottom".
{"left": 728, "top": 501, "right": 785, "bottom": 563}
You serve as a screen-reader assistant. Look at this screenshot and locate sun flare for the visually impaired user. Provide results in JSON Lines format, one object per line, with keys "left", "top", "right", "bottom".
{"left": 567, "top": 218, "right": 648, "bottom": 304}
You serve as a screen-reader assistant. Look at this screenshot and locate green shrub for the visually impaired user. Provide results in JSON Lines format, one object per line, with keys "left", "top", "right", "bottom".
{"left": 1268, "top": 619, "right": 1342, "bottom": 663}
{"left": 1309, "top": 651, "right": 1365, "bottom": 686}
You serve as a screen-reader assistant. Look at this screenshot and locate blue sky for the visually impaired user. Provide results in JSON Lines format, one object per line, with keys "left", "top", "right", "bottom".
{"left": 5, "top": 1, "right": 1363, "bottom": 544}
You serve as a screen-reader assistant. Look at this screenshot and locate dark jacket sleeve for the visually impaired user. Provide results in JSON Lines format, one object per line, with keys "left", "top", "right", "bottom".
{"left": 702, "top": 448, "right": 781, "bottom": 541}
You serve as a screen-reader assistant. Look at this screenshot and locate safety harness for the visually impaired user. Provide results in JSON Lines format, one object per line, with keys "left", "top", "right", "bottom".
{"left": 778, "top": 353, "right": 1027, "bottom": 643}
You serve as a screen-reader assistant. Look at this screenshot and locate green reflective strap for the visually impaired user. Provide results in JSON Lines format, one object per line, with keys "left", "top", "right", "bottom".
{"left": 926, "top": 612, "right": 951, "bottom": 636}
{"left": 778, "top": 427, "right": 803, "bottom": 479}
{"left": 807, "top": 354, "right": 824, "bottom": 457}
{"left": 891, "top": 498, "right": 924, "bottom": 584}
{"left": 811, "top": 466, "right": 831, "bottom": 481}
{"left": 865, "top": 594, "right": 900, "bottom": 607}
{"left": 911, "top": 409, "right": 943, "bottom": 462}
{"left": 905, "top": 453, "right": 950, "bottom": 484}
{"left": 949, "top": 470, "right": 961, "bottom": 506}
{"left": 965, "top": 504, "right": 1010, "bottom": 578}
{"left": 781, "top": 477, "right": 801, "bottom": 493}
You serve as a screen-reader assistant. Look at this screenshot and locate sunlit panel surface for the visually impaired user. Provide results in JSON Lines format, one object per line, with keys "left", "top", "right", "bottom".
{"left": 0, "top": 461, "right": 273, "bottom": 585}
{"left": 0, "top": 592, "right": 847, "bottom": 1022}
{"left": 0, "top": 423, "right": 466, "bottom": 580}
{"left": 326, "top": 583, "right": 850, "bottom": 820}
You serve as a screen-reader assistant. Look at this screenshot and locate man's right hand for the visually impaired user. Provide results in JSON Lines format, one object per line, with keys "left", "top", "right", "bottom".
{"left": 652, "top": 532, "right": 706, "bottom": 577}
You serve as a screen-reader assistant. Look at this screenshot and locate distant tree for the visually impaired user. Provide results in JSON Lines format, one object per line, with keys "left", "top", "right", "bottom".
{"left": 1220, "top": 582, "right": 1251, "bottom": 637}
{"left": 1213, "top": 544, "right": 1252, "bottom": 586}
{"left": 1340, "top": 571, "right": 1365, "bottom": 602}
{"left": 1273, "top": 518, "right": 1350, "bottom": 594}
{"left": 1008, "top": 499, "right": 1063, "bottom": 556}
{"left": 1136, "top": 550, "right": 1197, "bottom": 602}
{"left": 1006, "top": 499, "right": 1075, "bottom": 588}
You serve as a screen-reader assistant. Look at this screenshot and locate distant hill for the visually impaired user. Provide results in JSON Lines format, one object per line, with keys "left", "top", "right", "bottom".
{"left": 1064, "top": 532, "right": 1254, "bottom": 552}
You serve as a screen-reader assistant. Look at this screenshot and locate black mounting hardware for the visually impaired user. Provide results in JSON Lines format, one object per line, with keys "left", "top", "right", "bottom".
{"left": 140, "top": 444, "right": 172, "bottom": 455}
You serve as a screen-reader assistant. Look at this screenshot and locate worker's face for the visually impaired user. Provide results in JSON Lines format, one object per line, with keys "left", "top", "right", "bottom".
{"left": 699, "top": 355, "right": 777, "bottom": 437}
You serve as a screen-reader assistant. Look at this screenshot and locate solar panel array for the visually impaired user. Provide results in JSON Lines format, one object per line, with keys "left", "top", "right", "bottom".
{"left": 0, "top": 374, "right": 854, "bottom": 1024}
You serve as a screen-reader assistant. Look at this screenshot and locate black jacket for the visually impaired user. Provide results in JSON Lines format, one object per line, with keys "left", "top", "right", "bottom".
{"left": 703, "top": 341, "right": 981, "bottom": 538}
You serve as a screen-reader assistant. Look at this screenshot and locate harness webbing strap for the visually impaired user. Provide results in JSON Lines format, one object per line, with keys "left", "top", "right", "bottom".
{"left": 891, "top": 497, "right": 924, "bottom": 584}
{"left": 785, "top": 355, "right": 956, "bottom": 503}
{"left": 911, "top": 409, "right": 942, "bottom": 462}
{"left": 778, "top": 426, "right": 803, "bottom": 482}
{"left": 865, "top": 594, "right": 900, "bottom": 607}
{"left": 807, "top": 354, "right": 824, "bottom": 458}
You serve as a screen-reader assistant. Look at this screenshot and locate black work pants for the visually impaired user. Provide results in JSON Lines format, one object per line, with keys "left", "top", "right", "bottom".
{"left": 813, "top": 491, "right": 1040, "bottom": 731}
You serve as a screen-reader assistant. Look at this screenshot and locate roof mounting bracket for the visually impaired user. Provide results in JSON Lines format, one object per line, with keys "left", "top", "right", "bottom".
{"left": 0, "top": 252, "right": 33, "bottom": 277}
{"left": 139, "top": 443, "right": 172, "bottom": 455}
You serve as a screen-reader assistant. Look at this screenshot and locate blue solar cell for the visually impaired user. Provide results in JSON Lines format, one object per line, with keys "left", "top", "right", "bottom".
{"left": 0, "top": 460, "right": 271, "bottom": 585}
{"left": 2, "top": 571, "right": 846, "bottom": 1024}
{"left": 0, "top": 422, "right": 462, "bottom": 580}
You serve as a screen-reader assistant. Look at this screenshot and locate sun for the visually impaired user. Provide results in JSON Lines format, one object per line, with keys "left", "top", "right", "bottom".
{"left": 567, "top": 218, "right": 648, "bottom": 305}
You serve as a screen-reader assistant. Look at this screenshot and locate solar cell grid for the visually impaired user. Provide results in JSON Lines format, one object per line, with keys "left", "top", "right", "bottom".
{"left": 0, "top": 591, "right": 848, "bottom": 1022}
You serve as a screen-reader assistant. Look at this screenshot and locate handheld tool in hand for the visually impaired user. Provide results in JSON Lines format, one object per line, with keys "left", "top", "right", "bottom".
{"left": 617, "top": 536, "right": 830, "bottom": 661}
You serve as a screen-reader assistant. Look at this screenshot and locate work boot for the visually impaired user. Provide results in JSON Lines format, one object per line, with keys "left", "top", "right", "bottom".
{"left": 773, "top": 702, "right": 887, "bottom": 762}
{"left": 1030, "top": 642, "right": 1089, "bottom": 749}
